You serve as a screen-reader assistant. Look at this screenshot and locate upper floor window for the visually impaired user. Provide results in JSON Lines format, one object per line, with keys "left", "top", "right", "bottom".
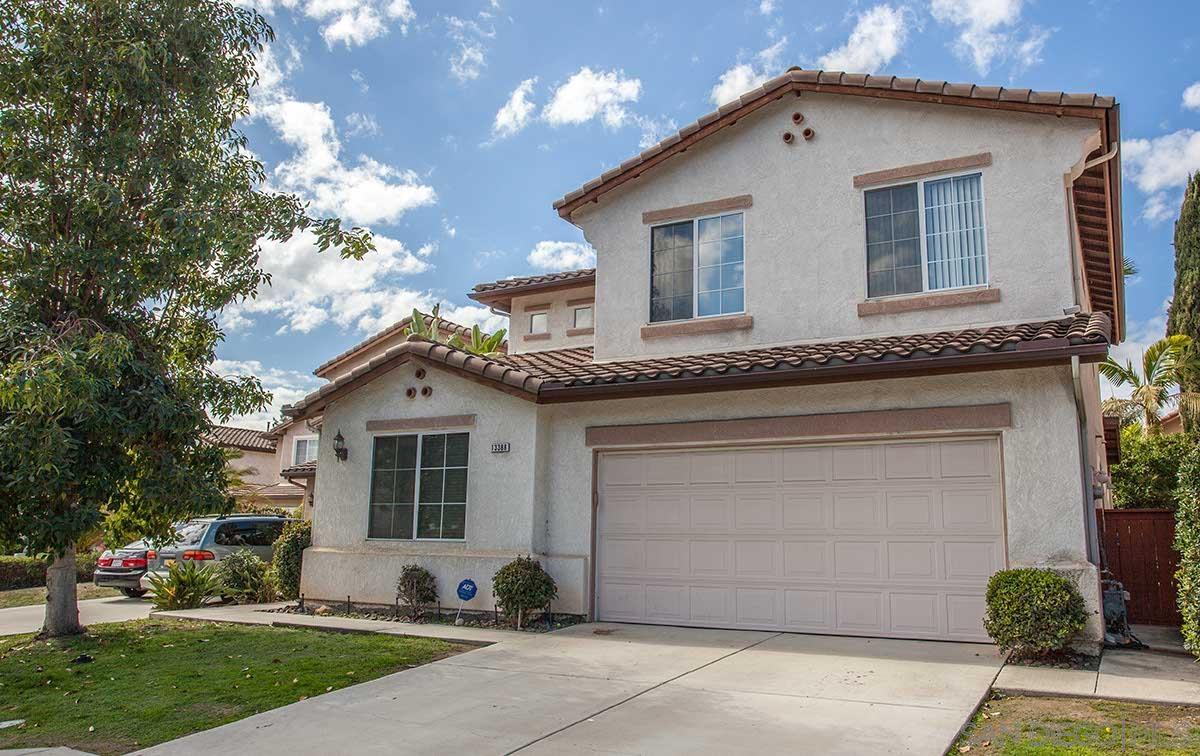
{"left": 293, "top": 436, "right": 318, "bottom": 465}
{"left": 573, "top": 305, "right": 593, "bottom": 329}
{"left": 650, "top": 212, "right": 745, "bottom": 323}
{"left": 864, "top": 172, "right": 987, "bottom": 298}
{"left": 529, "top": 311, "right": 548, "bottom": 334}
{"left": 368, "top": 432, "right": 469, "bottom": 541}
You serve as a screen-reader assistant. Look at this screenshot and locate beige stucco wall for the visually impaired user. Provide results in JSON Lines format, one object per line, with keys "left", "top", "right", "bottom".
{"left": 300, "top": 362, "right": 1102, "bottom": 642}
{"left": 508, "top": 286, "right": 596, "bottom": 354}
{"left": 572, "top": 94, "right": 1099, "bottom": 362}
{"left": 229, "top": 448, "right": 279, "bottom": 487}
{"left": 276, "top": 421, "right": 319, "bottom": 474}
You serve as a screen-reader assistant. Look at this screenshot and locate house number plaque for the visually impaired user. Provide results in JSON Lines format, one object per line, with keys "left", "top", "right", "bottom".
{"left": 490, "top": 442, "right": 511, "bottom": 454}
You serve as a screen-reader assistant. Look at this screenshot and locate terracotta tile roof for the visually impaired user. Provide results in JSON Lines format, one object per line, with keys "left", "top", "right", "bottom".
{"left": 281, "top": 460, "right": 316, "bottom": 478}
{"left": 283, "top": 313, "right": 1110, "bottom": 418}
{"left": 208, "top": 425, "right": 276, "bottom": 453}
{"left": 314, "top": 312, "right": 479, "bottom": 378}
{"left": 553, "top": 68, "right": 1117, "bottom": 217}
{"left": 469, "top": 269, "right": 596, "bottom": 312}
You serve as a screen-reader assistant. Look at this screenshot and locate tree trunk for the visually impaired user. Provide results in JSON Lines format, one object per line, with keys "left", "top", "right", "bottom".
{"left": 42, "top": 545, "right": 84, "bottom": 637}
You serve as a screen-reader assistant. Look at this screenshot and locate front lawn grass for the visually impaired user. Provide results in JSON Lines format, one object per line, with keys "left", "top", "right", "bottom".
{"left": 956, "top": 693, "right": 1200, "bottom": 754}
{"left": 0, "top": 618, "right": 463, "bottom": 754}
{"left": 0, "top": 583, "right": 121, "bottom": 609}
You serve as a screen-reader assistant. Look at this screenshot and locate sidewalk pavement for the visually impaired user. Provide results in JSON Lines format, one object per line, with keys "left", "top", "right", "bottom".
{"left": 0, "top": 597, "right": 152, "bottom": 637}
{"left": 151, "top": 603, "right": 518, "bottom": 645}
{"left": 994, "top": 628, "right": 1200, "bottom": 706}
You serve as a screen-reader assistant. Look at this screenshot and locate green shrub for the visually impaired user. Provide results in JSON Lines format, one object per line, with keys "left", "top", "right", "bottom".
{"left": 1175, "top": 443, "right": 1200, "bottom": 657}
{"left": 1111, "top": 426, "right": 1194, "bottom": 508}
{"left": 395, "top": 564, "right": 437, "bottom": 620}
{"left": 492, "top": 556, "right": 557, "bottom": 629}
{"left": 983, "top": 568, "right": 1088, "bottom": 657}
{"left": 270, "top": 519, "right": 311, "bottom": 600}
{"left": 217, "top": 549, "right": 278, "bottom": 604}
{"left": 148, "top": 561, "right": 222, "bottom": 611}
{"left": 0, "top": 552, "right": 98, "bottom": 590}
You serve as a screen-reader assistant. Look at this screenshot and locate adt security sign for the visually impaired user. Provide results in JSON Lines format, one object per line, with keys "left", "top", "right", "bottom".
{"left": 457, "top": 579, "right": 477, "bottom": 602}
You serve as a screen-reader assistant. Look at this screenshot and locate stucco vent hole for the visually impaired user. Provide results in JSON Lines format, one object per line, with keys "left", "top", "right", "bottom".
{"left": 415, "top": 368, "right": 427, "bottom": 380}
{"left": 791, "top": 111, "right": 804, "bottom": 124}
{"left": 781, "top": 131, "right": 794, "bottom": 144}
{"left": 802, "top": 127, "right": 815, "bottom": 141}
{"left": 420, "top": 386, "right": 433, "bottom": 398}
{"left": 405, "top": 387, "right": 416, "bottom": 399}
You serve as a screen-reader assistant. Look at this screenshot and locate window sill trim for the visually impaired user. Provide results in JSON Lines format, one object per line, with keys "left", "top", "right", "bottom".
{"left": 566, "top": 327, "right": 594, "bottom": 337}
{"left": 522, "top": 332, "right": 551, "bottom": 342}
{"left": 857, "top": 287, "right": 1000, "bottom": 317}
{"left": 640, "top": 313, "right": 753, "bottom": 339}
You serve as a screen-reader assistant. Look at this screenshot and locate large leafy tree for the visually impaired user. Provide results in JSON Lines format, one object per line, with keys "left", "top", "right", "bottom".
{"left": 1168, "top": 173, "right": 1200, "bottom": 431}
{"left": 1101, "top": 335, "right": 1200, "bottom": 432}
{"left": 0, "top": 0, "right": 370, "bottom": 636}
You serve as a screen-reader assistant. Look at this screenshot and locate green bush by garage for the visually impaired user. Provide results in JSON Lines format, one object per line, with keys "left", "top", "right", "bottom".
{"left": 983, "top": 568, "right": 1088, "bottom": 658}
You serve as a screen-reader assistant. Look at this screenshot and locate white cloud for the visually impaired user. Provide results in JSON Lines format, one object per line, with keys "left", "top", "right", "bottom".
{"left": 211, "top": 359, "right": 323, "bottom": 430}
{"left": 527, "top": 241, "right": 596, "bottom": 271}
{"left": 442, "top": 218, "right": 457, "bottom": 238}
{"left": 929, "top": 0, "right": 1050, "bottom": 76}
{"left": 344, "top": 112, "right": 380, "bottom": 137}
{"left": 250, "top": 50, "right": 435, "bottom": 227}
{"left": 491, "top": 78, "right": 538, "bottom": 140}
{"left": 250, "top": 0, "right": 415, "bottom": 49}
{"left": 1123, "top": 129, "right": 1200, "bottom": 222}
{"left": 709, "top": 37, "right": 788, "bottom": 106}
{"left": 445, "top": 14, "right": 495, "bottom": 82}
{"left": 1184, "top": 82, "right": 1200, "bottom": 111}
{"left": 759, "top": 0, "right": 777, "bottom": 14}
{"left": 544, "top": 68, "right": 642, "bottom": 128}
{"left": 817, "top": 4, "right": 908, "bottom": 73}
{"left": 350, "top": 69, "right": 369, "bottom": 93}
{"left": 634, "top": 114, "right": 679, "bottom": 149}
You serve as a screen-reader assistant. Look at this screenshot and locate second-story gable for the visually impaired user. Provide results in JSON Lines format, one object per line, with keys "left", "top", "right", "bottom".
{"left": 556, "top": 70, "right": 1122, "bottom": 363}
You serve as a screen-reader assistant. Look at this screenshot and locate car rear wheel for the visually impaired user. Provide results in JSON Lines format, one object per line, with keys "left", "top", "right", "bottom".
{"left": 122, "top": 587, "right": 148, "bottom": 598}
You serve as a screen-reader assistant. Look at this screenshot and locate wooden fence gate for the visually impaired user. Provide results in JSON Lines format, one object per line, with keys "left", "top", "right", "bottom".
{"left": 1098, "top": 508, "right": 1181, "bottom": 626}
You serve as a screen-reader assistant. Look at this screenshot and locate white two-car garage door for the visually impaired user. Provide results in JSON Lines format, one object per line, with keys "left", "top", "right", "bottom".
{"left": 595, "top": 437, "right": 1005, "bottom": 642}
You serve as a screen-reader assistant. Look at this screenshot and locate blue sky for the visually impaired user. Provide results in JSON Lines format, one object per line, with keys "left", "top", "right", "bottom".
{"left": 216, "top": 0, "right": 1200, "bottom": 428}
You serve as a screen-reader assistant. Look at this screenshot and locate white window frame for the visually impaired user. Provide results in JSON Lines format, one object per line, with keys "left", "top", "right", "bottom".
{"left": 364, "top": 430, "right": 469, "bottom": 542}
{"left": 648, "top": 210, "right": 747, "bottom": 323}
{"left": 573, "top": 305, "right": 593, "bottom": 329}
{"left": 529, "top": 311, "right": 549, "bottom": 334}
{"left": 292, "top": 434, "right": 318, "bottom": 465}
{"left": 863, "top": 170, "right": 989, "bottom": 300}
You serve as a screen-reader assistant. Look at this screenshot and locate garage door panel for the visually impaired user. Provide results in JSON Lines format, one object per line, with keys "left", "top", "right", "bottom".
{"left": 601, "top": 454, "right": 645, "bottom": 485}
{"left": 597, "top": 437, "right": 1003, "bottom": 642}
{"left": 886, "top": 490, "right": 938, "bottom": 529}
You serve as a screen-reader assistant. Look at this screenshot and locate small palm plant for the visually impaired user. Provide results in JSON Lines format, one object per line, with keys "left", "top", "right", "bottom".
{"left": 403, "top": 304, "right": 443, "bottom": 340}
{"left": 1101, "top": 334, "right": 1200, "bottom": 433}
{"left": 448, "top": 324, "right": 507, "bottom": 357}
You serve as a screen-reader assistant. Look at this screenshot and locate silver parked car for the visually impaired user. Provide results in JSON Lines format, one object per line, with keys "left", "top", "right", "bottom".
{"left": 139, "top": 513, "right": 295, "bottom": 589}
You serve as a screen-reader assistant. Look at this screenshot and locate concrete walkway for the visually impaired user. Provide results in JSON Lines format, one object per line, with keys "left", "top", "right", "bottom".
{"left": 138, "top": 622, "right": 1004, "bottom": 755}
{"left": 0, "top": 596, "right": 152, "bottom": 637}
{"left": 994, "top": 630, "right": 1200, "bottom": 706}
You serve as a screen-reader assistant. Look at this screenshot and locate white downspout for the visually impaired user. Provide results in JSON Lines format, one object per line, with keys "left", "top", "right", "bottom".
{"left": 1071, "top": 355, "right": 1102, "bottom": 565}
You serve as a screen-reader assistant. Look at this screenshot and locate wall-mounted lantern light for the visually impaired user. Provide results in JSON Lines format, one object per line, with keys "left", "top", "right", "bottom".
{"left": 333, "top": 430, "right": 348, "bottom": 461}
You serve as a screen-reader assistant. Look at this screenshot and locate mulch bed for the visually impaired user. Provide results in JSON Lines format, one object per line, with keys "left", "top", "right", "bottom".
{"left": 1004, "top": 648, "right": 1102, "bottom": 670}
{"left": 269, "top": 601, "right": 584, "bottom": 634}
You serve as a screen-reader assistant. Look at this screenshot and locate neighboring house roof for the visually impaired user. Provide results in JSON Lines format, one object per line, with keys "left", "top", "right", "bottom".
{"left": 549, "top": 67, "right": 1124, "bottom": 343}
{"left": 1160, "top": 408, "right": 1183, "bottom": 435}
{"left": 235, "top": 481, "right": 307, "bottom": 501}
{"left": 313, "top": 313, "right": 482, "bottom": 379}
{"left": 284, "top": 312, "right": 1111, "bottom": 419}
{"left": 208, "top": 424, "right": 276, "bottom": 453}
{"left": 469, "top": 269, "right": 596, "bottom": 313}
{"left": 281, "top": 460, "right": 317, "bottom": 479}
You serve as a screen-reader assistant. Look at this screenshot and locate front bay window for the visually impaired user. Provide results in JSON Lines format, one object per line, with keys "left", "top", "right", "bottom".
{"left": 368, "top": 432, "right": 468, "bottom": 540}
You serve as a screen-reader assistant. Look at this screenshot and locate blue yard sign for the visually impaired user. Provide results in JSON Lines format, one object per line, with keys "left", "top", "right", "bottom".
{"left": 457, "top": 579, "right": 477, "bottom": 602}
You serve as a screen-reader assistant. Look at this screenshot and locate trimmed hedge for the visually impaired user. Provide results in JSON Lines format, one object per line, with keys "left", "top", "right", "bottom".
{"left": 0, "top": 552, "right": 99, "bottom": 591}
{"left": 1175, "top": 442, "right": 1200, "bottom": 657}
{"left": 270, "top": 519, "right": 311, "bottom": 600}
{"left": 983, "top": 568, "right": 1087, "bottom": 657}
{"left": 493, "top": 556, "right": 557, "bottom": 629}
{"left": 1111, "top": 426, "right": 1194, "bottom": 508}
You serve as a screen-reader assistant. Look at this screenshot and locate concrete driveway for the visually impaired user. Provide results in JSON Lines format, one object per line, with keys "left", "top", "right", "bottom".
{"left": 143, "top": 623, "right": 1002, "bottom": 755}
{"left": 0, "top": 596, "right": 152, "bottom": 637}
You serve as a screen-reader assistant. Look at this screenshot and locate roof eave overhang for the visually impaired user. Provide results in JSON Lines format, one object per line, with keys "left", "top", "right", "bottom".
{"left": 534, "top": 342, "right": 1109, "bottom": 404}
{"left": 468, "top": 276, "right": 597, "bottom": 314}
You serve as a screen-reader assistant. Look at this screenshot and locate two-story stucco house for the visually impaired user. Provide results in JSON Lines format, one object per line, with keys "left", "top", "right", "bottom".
{"left": 284, "top": 69, "right": 1124, "bottom": 646}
